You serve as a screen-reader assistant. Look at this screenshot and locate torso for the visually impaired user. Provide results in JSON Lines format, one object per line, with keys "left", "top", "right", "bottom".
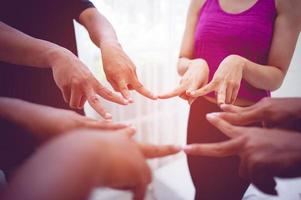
{"left": 194, "top": 0, "right": 276, "bottom": 106}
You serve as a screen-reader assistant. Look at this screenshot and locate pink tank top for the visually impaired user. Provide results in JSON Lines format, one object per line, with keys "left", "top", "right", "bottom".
{"left": 194, "top": 0, "right": 276, "bottom": 102}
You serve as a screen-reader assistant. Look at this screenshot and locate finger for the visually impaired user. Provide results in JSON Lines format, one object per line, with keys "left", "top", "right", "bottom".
{"left": 132, "top": 79, "right": 157, "bottom": 100}
{"left": 220, "top": 104, "right": 246, "bottom": 113}
{"left": 69, "top": 88, "right": 83, "bottom": 109}
{"left": 225, "top": 84, "right": 233, "bottom": 104}
{"left": 86, "top": 90, "right": 112, "bottom": 119}
{"left": 158, "top": 84, "right": 187, "bottom": 99}
{"left": 133, "top": 185, "right": 147, "bottom": 200}
{"left": 206, "top": 113, "right": 244, "bottom": 138}
{"left": 96, "top": 84, "right": 128, "bottom": 105}
{"left": 78, "top": 96, "right": 86, "bottom": 109}
{"left": 84, "top": 120, "right": 128, "bottom": 130}
{"left": 217, "top": 83, "right": 227, "bottom": 105}
{"left": 184, "top": 136, "right": 245, "bottom": 157}
{"left": 218, "top": 111, "right": 261, "bottom": 126}
{"left": 118, "top": 80, "right": 133, "bottom": 103}
{"left": 118, "top": 127, "right": 136, "bottom": 138}
{"left": 138, "top": 143, "right": 182, "bottom": 158}
{"left": 61, "top": 86, "right": 71, "bottom": 103}
{"left": 230, "top": 85, "right": 239, "bottom": 104}
{"left": 187, "top": 81, "right": 217, "bottom": 97}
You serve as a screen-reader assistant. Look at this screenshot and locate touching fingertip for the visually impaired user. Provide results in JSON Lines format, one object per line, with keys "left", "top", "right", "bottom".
{"left": 104, "top": 113, "right": 112, "bottom": 119}
{"left": 206, "top": 112, "right": 220, "bottom": 119}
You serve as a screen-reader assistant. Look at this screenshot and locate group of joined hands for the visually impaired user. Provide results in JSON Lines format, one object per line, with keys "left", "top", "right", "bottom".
{"left": 27, "top": 41, "right": 301, "bottom": 198}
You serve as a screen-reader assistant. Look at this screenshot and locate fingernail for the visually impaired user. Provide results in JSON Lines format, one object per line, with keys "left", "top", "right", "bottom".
{"left": 206, "top": 112, "right": 220, "bottom": 119}
{"left": 183, "top": 146, "right": 193, "bottom": 153}
{"left": 190, "top": 91, "right": 195, "bottom": 95}
{"left": 128, "top": 98, "right": 134, "bottom": 103}
{"left": 105, "top": 113, "right": 112, "bottom": 119}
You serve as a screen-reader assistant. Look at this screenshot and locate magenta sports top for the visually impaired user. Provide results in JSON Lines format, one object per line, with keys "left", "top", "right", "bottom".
{"left": 194, "top": 0, "right": 276, "bottom": 102}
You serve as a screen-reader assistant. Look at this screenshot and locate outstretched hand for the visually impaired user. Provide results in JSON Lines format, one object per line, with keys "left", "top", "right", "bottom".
{"left": 159, "top": 59, "right": 209, "bottom": 104}
{"left": 51, "top": 49, "right": 128, "bottom": 120}
{"left": 101, "top": 42, "right": 157, "bottom": 102}
{"left": 187, "top": 55, "right": 245, "bottom": 105}
{"left": 215, "top": 97, "right": 301, "bottom": 129}
{"left": 184, "top": 114, "right": 301, "bottom": 195}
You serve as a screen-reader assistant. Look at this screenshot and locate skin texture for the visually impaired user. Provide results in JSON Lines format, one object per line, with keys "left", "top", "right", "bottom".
{"left": 0, "top": 21, "right": 127, "bottom": 120}
{"left": 218, "top": 97, "right": 301, "bottom": 129}
{"left": 159, "top": 0, "right": 301, "bottom": 105}
{"left": 0, "top": 6, "right": 157, "bottom": 119}
{"left": 79, "top": 8, "right": 157, "bottom": 102}
{"left": 0, "top": 128, "right": 181, "bottom": 200}
{"left": 184, "top": 114, "right": 301, "bottom": 195}
{"left": 0, "top": 97, "right": 129, "bottom": 142}
{"left": 158, "top": 58, "right": 209, "bottom": 104}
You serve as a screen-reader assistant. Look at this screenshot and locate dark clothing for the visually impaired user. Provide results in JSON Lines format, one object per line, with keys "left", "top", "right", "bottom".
{"left": 187, "top": 97, "right": 250, "bottom": 200}
{"left": 0, "top": 0, "right": 94, "bottom": 174}
{"left": 0, "top": 0, "right": 94, "bottom": 109}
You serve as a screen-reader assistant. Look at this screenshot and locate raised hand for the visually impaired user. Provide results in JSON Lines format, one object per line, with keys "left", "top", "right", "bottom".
{"left": 216, "top": 97, "right": 301, "bottom": 128}
{"left": 100, "top": 42, "right": 157, "bottom": 102}
{"left": 184, "top": 114, "right": 301, "bottom": 195}
{"left": 187, "top": 55, "right": 245, "bottom": 105}
{"left": 51, "top": 49, "right": 128, "bottom": 120}
{"left": 159, "top": 59, "right": 209, "bottom": 104}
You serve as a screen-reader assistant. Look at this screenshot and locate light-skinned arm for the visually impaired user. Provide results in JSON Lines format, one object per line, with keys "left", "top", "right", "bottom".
{"left": 0, "top": 21, "right": 128, "bottom": 119}
{"left": 79, "top": 8, "right": 157, "bottom": 101}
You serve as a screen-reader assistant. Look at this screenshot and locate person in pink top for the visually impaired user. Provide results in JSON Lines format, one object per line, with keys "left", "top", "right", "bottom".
{"left": 159, "top": 0, "right": 300, "bottom": 199}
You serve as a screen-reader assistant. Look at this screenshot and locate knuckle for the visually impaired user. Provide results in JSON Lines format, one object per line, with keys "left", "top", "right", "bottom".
{"left": 88, "top": 95, "right": 99, "bottom": 104}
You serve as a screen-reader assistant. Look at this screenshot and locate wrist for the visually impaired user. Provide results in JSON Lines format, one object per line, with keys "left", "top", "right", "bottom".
{"left": 45, "top": 46, "right": 75, "bottom": 68}
{"left": 99, "top": 40, "right": 121, "bottom": 49}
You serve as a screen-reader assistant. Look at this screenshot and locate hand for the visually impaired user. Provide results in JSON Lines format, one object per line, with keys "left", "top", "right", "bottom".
{"left": 184, "top": 114, "right": 301, "bottom": 195}
{"left": 100, "top": 42, "right": 157, "bottom": 102}
{"left": 187, "top": 55, "right": 245, "bottom": 105}
{"left": 80, "top": 128, "right": 181, "bottom": 200}
{"left": 9, "top": 99, "right": 128, "bottom": 141}
{"left": 218, "top": 97, "right": 301, "bottom": 128}
{"left": 50, "top": 48, "right": 128, "bottom": 119}
{"left": 159, "top": 59, "right": 209, "bottom": 104}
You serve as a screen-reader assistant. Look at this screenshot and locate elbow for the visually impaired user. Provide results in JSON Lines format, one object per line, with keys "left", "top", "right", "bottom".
{"left": 269, "top": 72, "right": 286, "bottom": 91}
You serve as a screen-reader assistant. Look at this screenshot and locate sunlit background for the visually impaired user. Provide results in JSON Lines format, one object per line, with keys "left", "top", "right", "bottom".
{"left": 73, "top": 0, "right": 301, "bottom": 199}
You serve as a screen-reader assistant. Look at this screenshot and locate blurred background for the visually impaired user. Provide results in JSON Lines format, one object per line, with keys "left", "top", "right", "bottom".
{"left": 73, "top": 0, "right": 301, "bottom": 199}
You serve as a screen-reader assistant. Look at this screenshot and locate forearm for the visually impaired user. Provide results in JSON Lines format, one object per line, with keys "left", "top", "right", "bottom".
{"left": 242, "top": 57, "right": 285, "bottom": 91}
{"left": 1, "top": 132, "right": 106, "bottom": 200}
{"left": 0, "top": 21, "right": 67, "bottom": 68}
{"left": 0, "top": 97, "right": 48, "bottom": 139}
{"left": 79, "top": 8, "right": 119, "bottom": 48}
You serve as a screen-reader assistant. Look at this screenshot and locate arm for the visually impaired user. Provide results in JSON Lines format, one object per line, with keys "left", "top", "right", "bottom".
{"left": 0, "top": 21, "right": 63, "bottom": 68}
{"left": 78, "top": 8, "right": 156, "bottom": 101}
{"left": 188, "top": 0, "right": 300, "bottom": 105}
{"left": 242, "top": 0, "right": 301, "bottom": 91}
{"left": 158, "top": 0, "right": 209, "bottom": 102}
{"left": 178, "top": 0, "right": 206, "bottom": 75}
{"left": 1, "top": 128, "right": 180, "bottom": 200}
{"left": 184, "top": 115, "right": 301, "bottom": 195}
{"left": 0, "top": 21, "right": 127, "bottom": 119}
{"left": 0, "top": 97, "right": 128, "bottom": 142}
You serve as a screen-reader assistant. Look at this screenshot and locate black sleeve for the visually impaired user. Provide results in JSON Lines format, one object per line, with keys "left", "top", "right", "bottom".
{"left": 73, "top": 0, "right": 95, "bottom": 22}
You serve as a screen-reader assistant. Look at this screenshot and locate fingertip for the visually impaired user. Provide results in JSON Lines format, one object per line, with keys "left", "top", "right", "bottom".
{"left": 104, "top": 113, "right": 112, "bottom": 120}
{"left": 206, "top": 112, "right": 220, "bottom": 120}
{"left": 183, "top": 145, "right": 193, "bottom": 154}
